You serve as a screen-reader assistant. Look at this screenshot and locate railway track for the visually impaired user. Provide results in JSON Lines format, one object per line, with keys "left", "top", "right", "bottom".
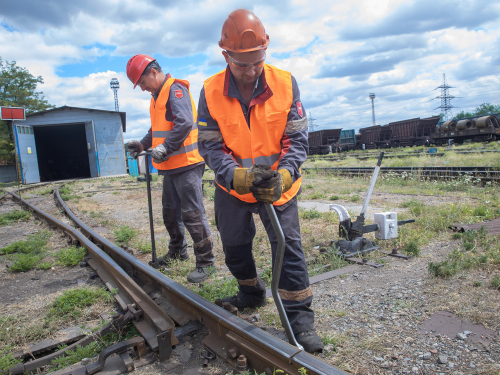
{"left": 301, "top": 166, "right": 500, "bottom": 182}
{"left": 3, "top": 185, "right": 348, "bottom": 375}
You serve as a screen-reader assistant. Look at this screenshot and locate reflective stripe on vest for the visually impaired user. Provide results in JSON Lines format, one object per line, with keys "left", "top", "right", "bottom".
{"left": 203, "top": 64, "right": 301, "bottom": 206}
{"left": 150, "top": 78, "right": 204, "bottom": 170}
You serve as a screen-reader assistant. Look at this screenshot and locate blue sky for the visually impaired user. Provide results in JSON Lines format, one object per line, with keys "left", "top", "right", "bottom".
{"left": 1, "top": 0, "right": 500, "bottom": 142}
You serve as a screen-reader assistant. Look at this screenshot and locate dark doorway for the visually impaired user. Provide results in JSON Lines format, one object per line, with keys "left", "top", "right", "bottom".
{"left": 34, "top": 123, "right": 91, "bottom": 181}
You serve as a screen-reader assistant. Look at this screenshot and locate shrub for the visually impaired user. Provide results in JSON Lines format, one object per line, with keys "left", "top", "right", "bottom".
{"left": 48, "top": 287, "right": 113, "bottom": 319}
{"left": 9, "top": 253, "right": 45, "bottom": 272}
{"left": 428, "top": 260, "right": 458, "bottom": 278}
{"left": 329, "top": 195, "right": 340, "bottom": 201}
{"left": 491, "top": 275, "right": 500, "bottom": 289}
{"left": 403, "top": 240, "right": 420, "bottom": 257}
{"left": 299, "top": 207, "right": 322, "bottom": 219}
{"left": 0, "top": 230, "right": 51, "bottom": 255}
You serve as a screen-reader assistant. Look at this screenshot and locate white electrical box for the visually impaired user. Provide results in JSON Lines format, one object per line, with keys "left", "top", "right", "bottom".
{"left": 374, "top": 212, "right": 398, "bottom": 240}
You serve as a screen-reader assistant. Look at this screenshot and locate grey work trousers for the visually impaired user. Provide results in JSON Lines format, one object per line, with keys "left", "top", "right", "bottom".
{"left": 161, "top": 164, "right": 214, "bottom": 267}
{"left": 214, "top": 186, "right": 315, "bottom": 335}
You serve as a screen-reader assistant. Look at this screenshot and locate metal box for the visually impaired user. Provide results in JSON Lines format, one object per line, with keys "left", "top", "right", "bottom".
{"left": 374, "top": 212, "right": 398, "bottom": 240}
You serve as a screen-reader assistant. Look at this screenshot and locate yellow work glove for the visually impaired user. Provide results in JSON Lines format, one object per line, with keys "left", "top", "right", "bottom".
{"left": 233, "top": 167, "right": 254, "bottom": 195}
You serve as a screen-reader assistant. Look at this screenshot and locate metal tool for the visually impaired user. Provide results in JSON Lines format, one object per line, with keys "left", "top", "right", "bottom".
{"left": 142, "top": 151, "right": 159, "bottom": 269}
{"left": 264, "top": 203, "right": 303, "bottom": 350}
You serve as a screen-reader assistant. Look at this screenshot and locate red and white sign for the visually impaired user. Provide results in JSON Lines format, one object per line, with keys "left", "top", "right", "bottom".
{"left": 297, "top": 101, "right": 303, "bottom": 117}
{"left": 0, "top": 107, "right": 26, "bottom": 120}
{"left": 174, "top": 90, "right": 183, "bottom": 99}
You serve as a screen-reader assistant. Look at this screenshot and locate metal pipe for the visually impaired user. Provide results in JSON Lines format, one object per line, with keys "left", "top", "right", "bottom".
{"left": 360, "top": 152, "right": 384, "bottom": 217}
{"left": 264, "top": 203, "right": 303, "bottom": 350}
{"left": 142, "top": 151, "right": 159, "bottom": 268}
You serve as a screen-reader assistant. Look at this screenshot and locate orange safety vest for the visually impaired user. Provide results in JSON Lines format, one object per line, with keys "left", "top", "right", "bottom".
{"left": 203, "top": 64, "right": 301, "bottom": 206}
{"left": 150, "top": 77, "right": 204, "bottom": 170}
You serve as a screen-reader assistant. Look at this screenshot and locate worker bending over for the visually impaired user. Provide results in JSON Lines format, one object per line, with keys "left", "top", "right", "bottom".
{"left": 196, "top": 9, "right": 323, "bottom": 353}
{"left": 126, "top": 55, "right": 215, "bottom": 283}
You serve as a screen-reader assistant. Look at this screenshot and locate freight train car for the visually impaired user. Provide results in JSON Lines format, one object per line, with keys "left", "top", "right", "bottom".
{"left": 431, "top": 114, "right": 500, "bottom": 145}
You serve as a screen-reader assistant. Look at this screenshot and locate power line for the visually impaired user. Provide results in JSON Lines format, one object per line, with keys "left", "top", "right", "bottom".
{"left": 433, "top": 73, "right": 455, "bottom": 121}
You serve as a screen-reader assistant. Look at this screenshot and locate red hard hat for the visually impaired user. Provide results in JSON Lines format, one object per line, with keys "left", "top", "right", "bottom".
{"left": 219, "top": 9, "right": 269, "bottom": 53}
{"left": 126, "top": 54, "right": 155, "bottom": 88}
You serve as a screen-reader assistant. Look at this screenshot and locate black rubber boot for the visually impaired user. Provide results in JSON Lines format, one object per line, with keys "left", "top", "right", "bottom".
{"left": 221, "top": 291, "right": 267, "bottom": 311}
{"left": 295, "top": 330, "right": 324, "bottom": 354}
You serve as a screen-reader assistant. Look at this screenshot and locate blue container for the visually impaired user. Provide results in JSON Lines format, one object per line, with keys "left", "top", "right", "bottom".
{"left": 127, "top": 152, "right": 139, "bottom": 177}
{"left": 340, "top": 129, "right": 356, "bottom": 146}
{"left": 428, "top": 148, "right": 438, "bottom": 154}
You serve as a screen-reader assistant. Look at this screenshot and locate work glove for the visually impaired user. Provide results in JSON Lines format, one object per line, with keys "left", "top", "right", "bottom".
{"left": 233, "top": 165, "right": 293, "bottom": 204}
{"left": 127, "top": 141, "right": 144, "bottom": 159}
{"left": 151, "top": 143, "right": 169, "bottom": 164}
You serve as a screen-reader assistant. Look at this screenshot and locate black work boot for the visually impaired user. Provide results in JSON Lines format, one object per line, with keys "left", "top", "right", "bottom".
{"left": 295, "top": 330, "right": 324, "bottom": 354}
{"left": 221, "top": 291, "right": 267, "bottom": 311}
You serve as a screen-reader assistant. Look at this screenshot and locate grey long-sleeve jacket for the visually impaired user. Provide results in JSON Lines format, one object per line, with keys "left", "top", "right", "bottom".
{"left": 196, "top": 66, "right": 309, "bottom": 192}
{"left": 140, "top": 74, "right": 204, "bottom": 175}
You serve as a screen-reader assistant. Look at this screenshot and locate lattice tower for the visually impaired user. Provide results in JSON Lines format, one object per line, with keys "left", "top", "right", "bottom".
{"left": 110, "top": 78, "right": 120, "bottom": 112}
{"left": 434, "top": 73, "right": 455, "bottom": 121}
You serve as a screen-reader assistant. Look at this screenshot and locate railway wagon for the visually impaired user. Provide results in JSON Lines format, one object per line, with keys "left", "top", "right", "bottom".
{"left": 307, "top": 129, "right": 342, "bottom": 154}
{"left": 431, "top": 114, "right": 500, "bottom": 145}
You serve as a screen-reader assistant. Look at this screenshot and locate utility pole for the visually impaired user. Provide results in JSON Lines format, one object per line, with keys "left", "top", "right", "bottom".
{"left": 434, "top": 73, "right": 455, "bottom": 121}
{"left": 369, "top": 93, "right": 376, "bottom": 126}
{"left": 308, "top": 112, "right": 317, "bottom": 132}
{"left": 110, "top": 78, "right": 120, "bottom": 112}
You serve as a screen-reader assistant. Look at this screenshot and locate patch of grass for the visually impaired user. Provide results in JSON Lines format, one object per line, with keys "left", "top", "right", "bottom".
{"left": 135, "top": 239, "right": 152, "bottom": 253}
{"left": 188, "top": 277, "right": 238, "bottom": 302}
{"left": 261, "top": 311, "right": 279, "bottom": 326}
{"left": 400, "top": 199, "right": 425, "bottom": 216}
{"left": 403, "top": 240, "right": 420, "bottom": 257}
{"left": 322, "top": 333, "right": 344, "bottom": 350}
{"left": 48, "top": 287, "right": 114, "bottom": 319}
{"left": 491, "top": 275, "right": 500, "bottom": 289}
{"left": 9, "top": 253, "right": 46, "bottom": 272}
{"left": 329, "top": 195, "right": 340, "bottom": 201}
{"left": 0, "top": 209, "right": 31, "bottom": 226}
{"left": 114, "top": 226, "right": 137, "bottom": 244}
{"left": 112, "top": 191, "right": 121, "bottom": 195}
{"left": 38, "top": 188, "right": 53, "bottom": 196}
{"left": 89, "top": 211, "right": 103, "bottom": 218}
{"left": 36, "top": 261, "right": 53, "bottom": 270}
{"left": 59, "top": 186, "right": 79, "bottom": 201}
{"left": 305, "top": 184, "right": 314, "bottom": 189}
{"left": 0, "top": 346, "right": 22, "bottom": 374}
{"left": 55, "top": 246, "right": 87, "bottom": 266}
{"left": 428, "top": 260, "right": 459, "bottom": 278}
{"left": 0, "top": 230, "right": 51, "bottom": 255}
{"left": 260, "top": 267, "right": 273, "bottom": 287}
{"left": 309, "top": 192, "right": 325, "bottom": 199}
{"left": 299, "top": 207, "right": 322, "bottom": 219}
{"left": 472, "top": 280, "right": 483, "bottom": 287}
{"left": 349, "top": 195, "right": 360, "bottom": 202}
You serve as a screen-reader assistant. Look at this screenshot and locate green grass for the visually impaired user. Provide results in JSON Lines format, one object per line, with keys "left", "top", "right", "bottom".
{"left": 322, "top": 332, "right": 344, "bottom": 350}
{"left": 134, "top": 238, "right": 152, "bottom": 253}
{"left": 59, "top": 186, "right": 79, "bottom": 201}
{"left": 403, "top": 240, "right": 420, "bottom": 257}
{"left": 0, "top": 230, "right": 51, "bottom": 255}
{"left": 9, "top": 253, "right": 46, "bottom": 272}
{"left": 0, "top": 346, "right": 22, "bottom": 374}
{"left": 299, "top": 207, "right": 322, "bottom": 219}
{"left": 48, "top": 287, "right": 114, "bottom": 319}
{"left": 491, "top": 275, "right": 500, "bottom": 289}
{"left": 89, "top": 211, "right": 103, "bottom": 218}
{"left": 114, "top": 226, "right": 137, "bottom": 244}
{"left": 38, "top": 188, "right": 53, "bottom": 196}
{"left": 55, "top": 246, "right": 87, "bottom": 266}
{"left": 0, "top": 209, "right": 31, "bottom": 226}
{"left": 329, "top": 195, "right": 340, "bottom": 201}
{"left": 400, "top": 199, "right": 425, "bottom": 216}
{"left": 428, "top": 227, "right": 499, "bottom": 278}
{"left": 36, "top": 261, "right": 53, "bottom": 270}
{"left": 349, "top": 195, "right": 360, "bottom": 202}
{"left": 188, "top": 276, "right": 238, "bottom": 302}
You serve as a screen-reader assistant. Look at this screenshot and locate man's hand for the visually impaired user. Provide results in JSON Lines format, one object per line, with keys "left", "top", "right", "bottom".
{"left": 249, "top": 165, "right": 281, "bottom": 204}
{"left": 128, "top": 141, "right": 144, "bottom": 159}
{"left": 151, "top": 143, "right": 169, "bottom": 164}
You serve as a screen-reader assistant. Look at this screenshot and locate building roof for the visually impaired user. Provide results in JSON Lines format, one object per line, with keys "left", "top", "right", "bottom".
{"left": 26, "top": 106, "right": 127, "bottom": 132}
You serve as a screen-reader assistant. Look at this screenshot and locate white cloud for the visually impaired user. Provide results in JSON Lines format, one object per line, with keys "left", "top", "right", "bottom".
{"left": 0, "top": 0, "right": 499, "bottom": 135}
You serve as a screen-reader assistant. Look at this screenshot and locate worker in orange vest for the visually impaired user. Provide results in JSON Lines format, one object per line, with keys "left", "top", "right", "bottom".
{"left": 126, "top": 55, "right": 215, "bottom": 283}
{"left": 196, "top": 10, "right": 323, "bottom": 353}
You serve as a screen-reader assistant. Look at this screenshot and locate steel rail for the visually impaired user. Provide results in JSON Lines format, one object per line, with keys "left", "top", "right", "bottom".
{"left": 48, "top": 187, "right": 347, "bottom": 374}
{"left": 7, "top": 190, "right": 177, "bottom": 374}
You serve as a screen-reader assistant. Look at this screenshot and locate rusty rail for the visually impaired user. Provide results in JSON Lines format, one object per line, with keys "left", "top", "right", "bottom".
{"left": 6, "top": 187, "right": 347, "bottom": 375}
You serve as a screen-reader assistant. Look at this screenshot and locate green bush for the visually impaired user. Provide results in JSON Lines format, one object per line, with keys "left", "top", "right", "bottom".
{"left": 189, "top": 277, "right": 238, "bottom": 302}
{"left": 0, "top": 346, "right": 22, "bottom": 374}
{"left": 329, "top": 195, "right": 340, "bottom": 201}
{"left": 428, "top": 260, "right": 458, "bottom": 278}
{"left": 349, "top": 195, "right": 360, "bottom": 202}
{"left": 9, "top": 253, "right": 45, "bottom": 272}
{"left": 491, "top": 275, "right": 500, "bottom": 289}
{"left": 114, "top": 226, "right": 137, "bottom": 244}
{"left": 55, "top": 246, "right": 87, "bottom": 266}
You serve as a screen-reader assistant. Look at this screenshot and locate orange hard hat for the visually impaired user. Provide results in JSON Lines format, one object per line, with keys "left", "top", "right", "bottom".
{"left": 219, "top": 9, "right": 269, "bottom": 53}
{"left": 126, "top": 54, "right": 155, "bottom": 88}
